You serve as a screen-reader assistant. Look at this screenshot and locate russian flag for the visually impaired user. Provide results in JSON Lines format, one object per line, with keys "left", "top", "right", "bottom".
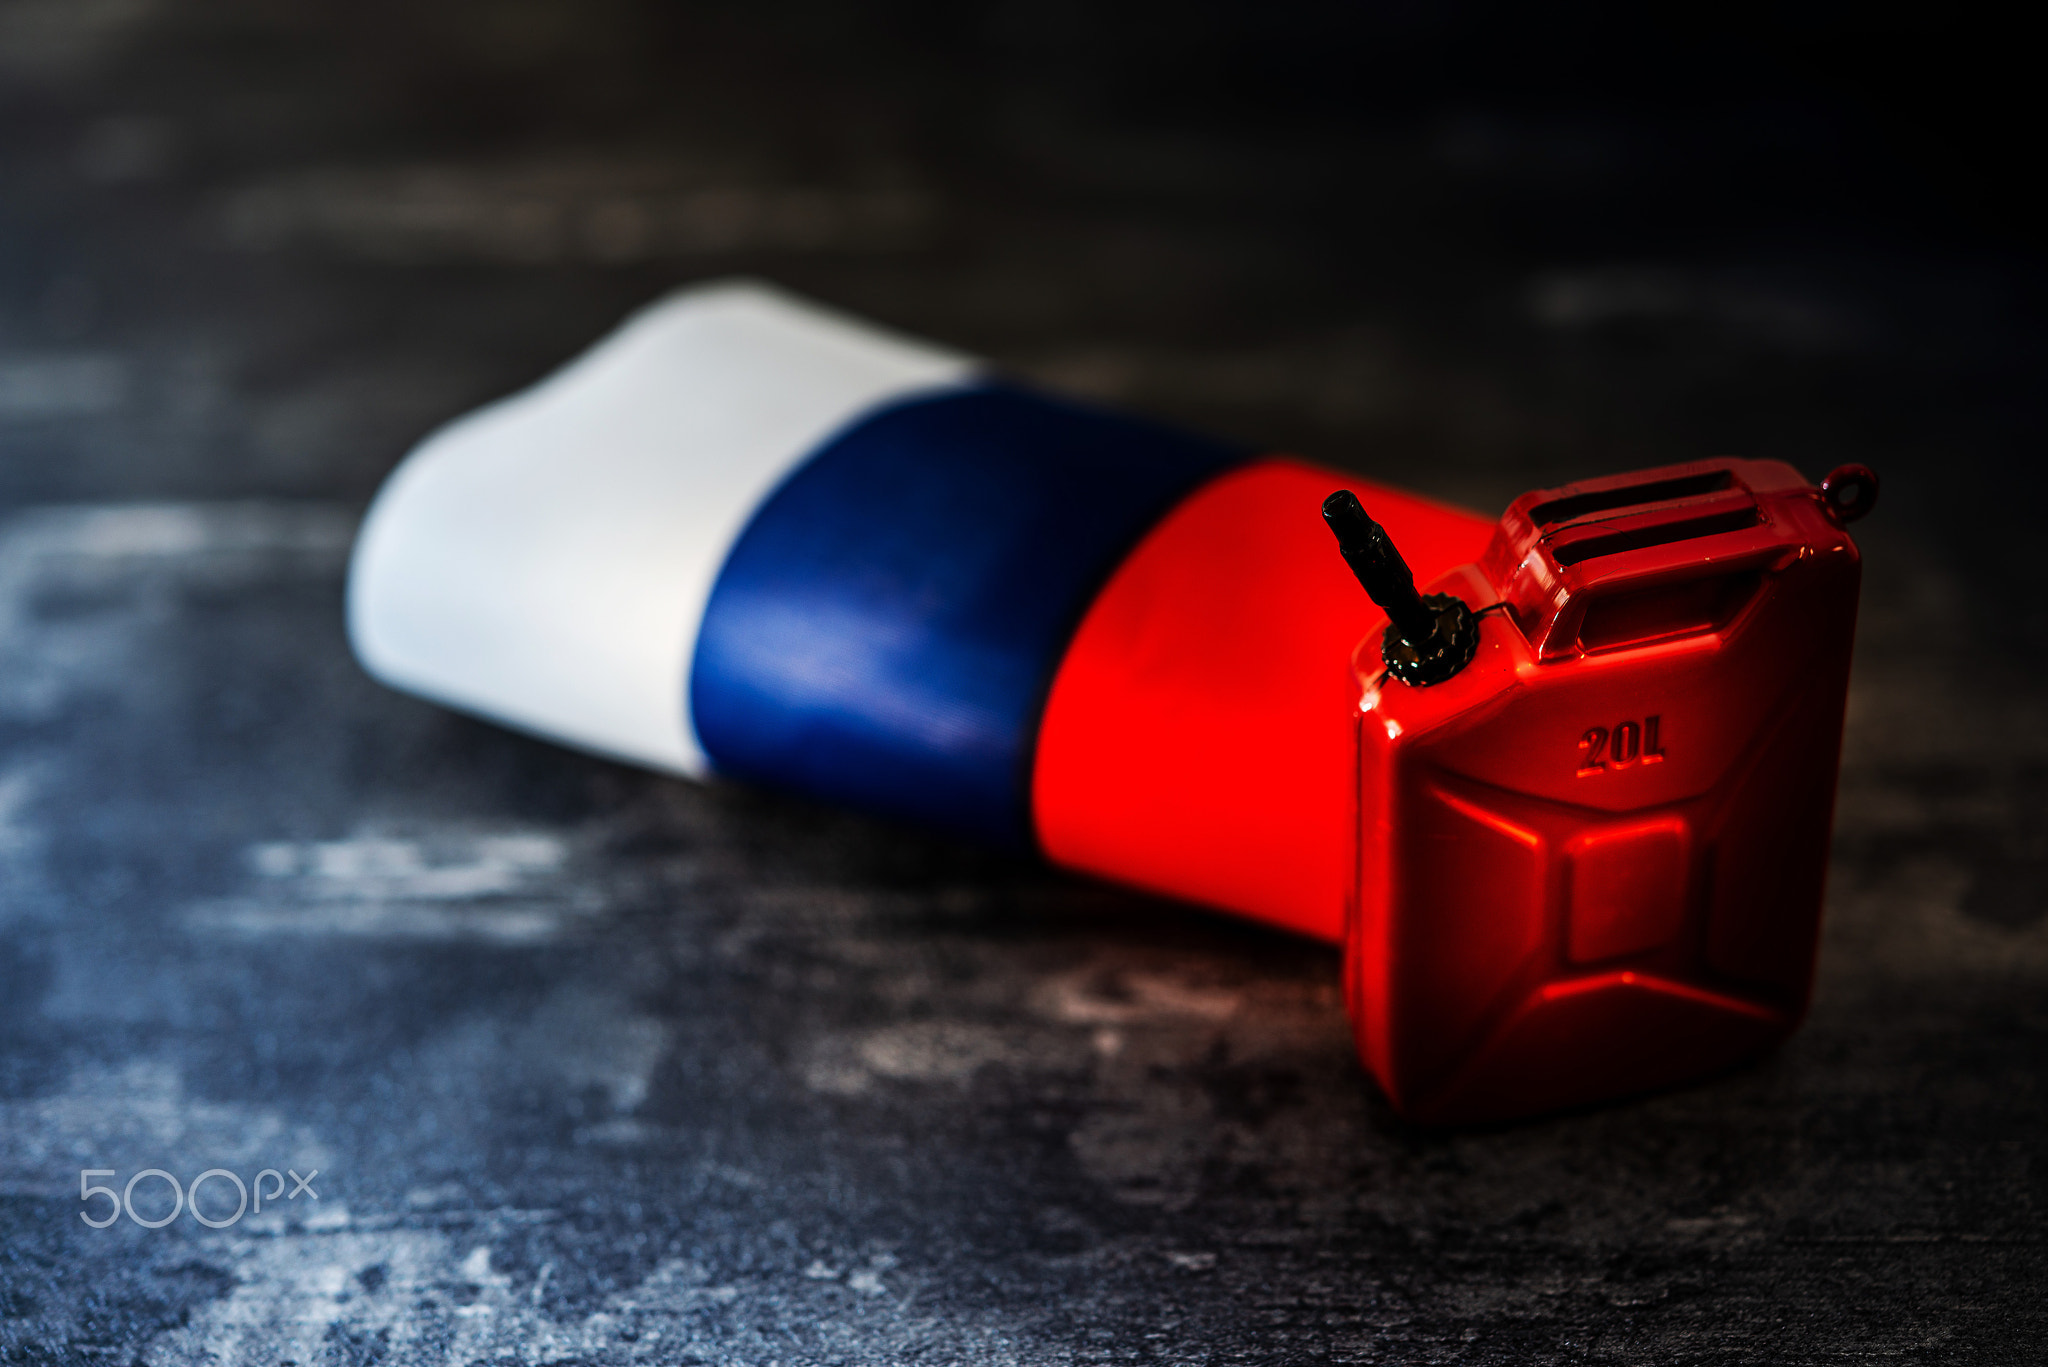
{"left": 348, "top": 281, "right": 1493, "bottom": 942}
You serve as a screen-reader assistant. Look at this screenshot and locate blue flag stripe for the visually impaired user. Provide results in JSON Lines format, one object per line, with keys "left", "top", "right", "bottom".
{"left": 688, "top": 383, "right": 1249, "bottom": 846}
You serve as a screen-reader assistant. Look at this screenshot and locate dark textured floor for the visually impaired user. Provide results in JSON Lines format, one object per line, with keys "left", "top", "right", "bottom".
{"left": 2, "top": 6, "right": 2044, "bottom": 1364}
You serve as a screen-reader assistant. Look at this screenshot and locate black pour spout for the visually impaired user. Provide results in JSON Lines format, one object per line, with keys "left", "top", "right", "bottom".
{"left": 1321, "top": 489, "right": 1479, "bottom": 687}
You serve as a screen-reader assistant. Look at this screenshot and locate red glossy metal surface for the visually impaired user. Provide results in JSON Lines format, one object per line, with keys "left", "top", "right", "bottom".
{"left": 1036, "top": 455, "right": 1862, "bottom": 1124}
{"left": 1353, "top": 458, "right": 1860, "bottom": 1122}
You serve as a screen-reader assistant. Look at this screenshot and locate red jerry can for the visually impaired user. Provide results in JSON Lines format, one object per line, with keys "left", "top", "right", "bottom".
{"left": 1038, "top": 455, "right": 1875, "bottom": 1124}
{"left": 1344, "top": 460, "right": 1873, "bottom": 1122}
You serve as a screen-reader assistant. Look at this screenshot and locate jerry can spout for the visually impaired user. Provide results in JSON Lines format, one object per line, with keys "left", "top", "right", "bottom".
{"left": 1323, "top": 489, "right": 1480, "bottom": 687}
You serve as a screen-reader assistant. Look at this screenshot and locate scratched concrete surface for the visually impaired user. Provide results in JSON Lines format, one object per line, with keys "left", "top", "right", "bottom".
{"left": 1, "top": 5, "right": 2044, "bottom": 1364}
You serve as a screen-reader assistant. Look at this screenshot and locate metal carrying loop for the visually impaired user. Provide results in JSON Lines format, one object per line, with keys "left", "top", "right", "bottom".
{"left": 1819, "top": 463, "right": 1879, "bottom": 525}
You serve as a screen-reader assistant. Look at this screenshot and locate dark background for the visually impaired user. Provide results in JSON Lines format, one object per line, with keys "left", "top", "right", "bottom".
{"left": 1, "top": 4, "right": 2042, "bottom": 1363}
